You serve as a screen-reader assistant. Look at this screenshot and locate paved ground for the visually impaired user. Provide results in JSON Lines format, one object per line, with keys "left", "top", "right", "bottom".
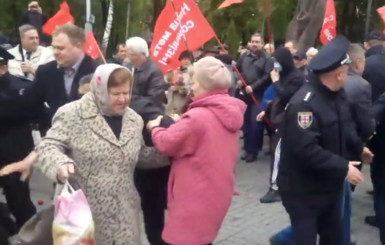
{"left": 8, "top": 143, "right": 381, "bottom": 245}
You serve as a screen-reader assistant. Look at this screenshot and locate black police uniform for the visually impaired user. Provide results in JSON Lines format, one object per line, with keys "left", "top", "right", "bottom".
{"left": 278, "top": 36, "right": 356, "bottom": 245}
{"left": 0, "top": 47, "right": 36, "bottom": 231}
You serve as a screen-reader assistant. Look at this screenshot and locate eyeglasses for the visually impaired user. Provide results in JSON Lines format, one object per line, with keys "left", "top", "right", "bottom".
{"left": 340, "top": 54, "right": 352, "bottom": 65}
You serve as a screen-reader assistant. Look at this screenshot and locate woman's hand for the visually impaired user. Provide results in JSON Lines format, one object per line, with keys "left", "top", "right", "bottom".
{"left": 0, "top": 160, "right": 31, "bottom": 181}
{"left": 147, "top": 115, "right": 164, "bottom": 131}
{"left": 256, "top": 111, "right": 266, "bottom": 121}
{"left": 57, "top": 163, "right": 75, "bottom": 184}
{"left": 170, "top": 114, "right": 181, "bottom": 122}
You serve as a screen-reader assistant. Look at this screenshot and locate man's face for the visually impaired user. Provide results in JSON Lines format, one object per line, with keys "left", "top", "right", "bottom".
{"left": 52, "top": 33, "right": 83, "bottom": 69}
{"left": 294, "top": 58, "right": 306, "bottom": 68}
{"left": 355, "top": 57, "right": 366, "bottom": 76}
{"left": 21, "top": 29, "right": 39, "bottom": 52}
{"left": 250, "top": 36, "right": 263, "bottom": 52}
{"left": 116, "top": 45, "right": 127, "bottom": 61}
{"left": 127, "top": 49, "right": 146, "bottom": 68}
{"left": 264, "top": 44, "right": 274, "bottom": 55}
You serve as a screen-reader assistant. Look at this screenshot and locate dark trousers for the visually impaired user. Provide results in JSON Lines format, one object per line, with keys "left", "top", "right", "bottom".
{"left": 371, "top": 153, "right": 385, "bottom": 244}
{"left": 243, "top": 103, "right": 264, "bottom": 156}
{"left": 135, "top": 166, "right": 170, "bottom": 245}
{"left": 0, "top": 172, "right": 36, "bottom": 230}
{"left": 281, "top": 193, "right": 343, "bottom": 245}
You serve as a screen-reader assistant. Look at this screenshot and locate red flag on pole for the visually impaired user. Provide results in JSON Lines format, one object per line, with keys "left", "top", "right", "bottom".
{"left": 84, "top": 31, "right": 102, "bottom": 60}
{"left": 150, "top": 0, "right": 215, "bottom": 73}
{"left": 42, "top": 1, "right": 74, "bottom": 36}
{"left": 319, "top": 0, "right": 336, "bottom": 45}
{"left": 377, "top": 5, "right": 385, "bottom": 36}
{"left": 218, "top": 0, "right": 243, "bottom": 9}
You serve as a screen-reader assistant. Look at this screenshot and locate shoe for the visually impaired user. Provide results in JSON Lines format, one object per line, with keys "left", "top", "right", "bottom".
{"left": 367, "top": 190, "right": 374, "bottom": 195}
{"left": 260, "top": 188, "right": 281, "bottom": 203}
{"left": 365, "top": 215, "right": 379, "bottom": 228}
{"left": 245, "top": 154, "right": 257, "bottom": 163}
{"left": 269, "top": 236, "right": 280, "bottom": 245}
{"left": 240, "top": 152, "right": 248, "bottom": 160}
{"left": 350, "top": 242, "right": 357, "bottom": 245}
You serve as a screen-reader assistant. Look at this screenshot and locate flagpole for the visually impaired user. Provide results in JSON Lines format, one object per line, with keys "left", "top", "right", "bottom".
{"left": 213, "top": 34, "right": 274, "bottom": 130}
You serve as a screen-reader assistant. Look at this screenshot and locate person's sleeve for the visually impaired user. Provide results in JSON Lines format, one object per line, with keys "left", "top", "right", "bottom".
{"left": 147, "top": 68, "right": 166, "bottom": 105}
{"left": 36, "top": 106, "right": 75, "bottom": 181}
{"left": 250, "top": 58, "right": 274, "bottom": 92}
{"left": 283, "top": 102, "right": 349, "bottom": 178}
{"left": 273, "top": 76, "right": 305, "bottom": 106}
{"left": 353, "top": 82, "right": 375, "bottom": 140}
{"left": 373, "top": 92, "right": 385, "bottom": 124}
{"left": 151, "top": 113, "right": 200, "bottom": 157}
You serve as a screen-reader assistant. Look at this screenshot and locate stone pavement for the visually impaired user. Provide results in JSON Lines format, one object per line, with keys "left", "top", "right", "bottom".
{"left": 10, "top": 148, "right": 381, "bottom": 245}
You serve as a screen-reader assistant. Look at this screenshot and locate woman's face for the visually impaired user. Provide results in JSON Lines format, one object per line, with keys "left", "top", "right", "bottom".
{"left": 108, "top": 82, "right": 131, "bottom": 115}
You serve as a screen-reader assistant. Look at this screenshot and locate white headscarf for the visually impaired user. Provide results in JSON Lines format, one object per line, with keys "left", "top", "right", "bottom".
{"left": 90, "top": 64, "right": 132, "bottom": 116}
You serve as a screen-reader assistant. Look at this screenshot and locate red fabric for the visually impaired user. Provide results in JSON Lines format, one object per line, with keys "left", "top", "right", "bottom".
{"left": 150, "top": 0, "right": 215, "bottom": 74}
{"left": 218, "top": 0, "right": 243, "bottom": 9}
{"left": 152, "top": 90, "right": 246, "bottom": 244}
{"left": 377, "top": 5, "right": 385, "bottom": 36}
{"left": 84, "top": 31, "right": 101, "bottom": 60}
{"left": 42, "top": 2, "right": 74, "bottom": 36}
{"left": 319, "top": 0, "right": 336, "bottom": 45}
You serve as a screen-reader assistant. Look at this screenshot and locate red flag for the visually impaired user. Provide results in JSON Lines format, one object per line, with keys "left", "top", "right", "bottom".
{"left": 377, "top": 5, "right": 385, "bottom": 36}
{"left": 319, "top": 0, "right": 336, "bottom": 45}
{"left": 84, "top": 31, "right": 102, "bottom": 60}
{"left": 218, "top": 0, "right": 243, "bottom": 9}
{"left": 42, "top": 1, "right": 74, "bottom": 36}
{"left": 150, "top": 0, "right": 215, "bottom": 73}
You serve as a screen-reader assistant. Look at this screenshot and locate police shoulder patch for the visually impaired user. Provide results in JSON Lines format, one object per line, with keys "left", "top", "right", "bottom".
{"left": 297, "top": 112, "right": 313, "bottom": 129}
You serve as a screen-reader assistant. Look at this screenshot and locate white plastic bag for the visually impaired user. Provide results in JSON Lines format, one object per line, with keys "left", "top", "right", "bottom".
{"left": 52, "top": 181, "right": 94, "bottom": 245}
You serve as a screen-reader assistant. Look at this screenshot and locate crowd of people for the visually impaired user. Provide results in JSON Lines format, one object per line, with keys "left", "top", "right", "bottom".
{"left": 0, "top": 2, "right": 384, "bottom": 245}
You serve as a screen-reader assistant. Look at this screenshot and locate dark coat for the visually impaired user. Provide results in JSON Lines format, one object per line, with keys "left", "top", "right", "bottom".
{"left": 278, "top": 74, "right": 355, "bottom": 196}
{"left": 370, "top": 92, "right": 385, "bottom": 156}
{"left": 0, "top": 56, "right": 97, "bottom": 134}
{"left": 0, "top": 73, "right": 34, "bottom": 165}
{"left": 266, "top": 47, "right": 305, "bottom": 129}
{"left": 363, "top": 45, "right": 385, "bottom": 102}
{"left": 345, "top": 70, "right": 375, "bottom": 142}
{"left": 236, "top": 50, "right": 274, "bottom": 101}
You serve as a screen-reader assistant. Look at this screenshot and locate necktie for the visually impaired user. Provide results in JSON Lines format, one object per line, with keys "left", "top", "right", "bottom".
{"left": 26, "top": 51, "right": 32, "bottom": 60}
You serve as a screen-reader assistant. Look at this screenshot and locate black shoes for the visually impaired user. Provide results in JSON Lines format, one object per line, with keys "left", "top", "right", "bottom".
{"left": 245, "top": 154, "right": 257, "bottom": 163}
{"left": 365, "top": 215, "right": 379, "bottom": 228}
{"left": 260, "top": 188, "right": 281, "bottom": 203}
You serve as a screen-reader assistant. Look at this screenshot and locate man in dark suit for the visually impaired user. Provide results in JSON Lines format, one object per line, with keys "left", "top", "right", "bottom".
{"left": 0, "top": 24, "right": 98, "bottom": 134}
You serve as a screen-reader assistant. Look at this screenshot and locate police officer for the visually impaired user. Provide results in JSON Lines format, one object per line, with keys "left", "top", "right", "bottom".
{"left": 277, "top": 36, "right": 364, "bottom": 245}
{"left": 0, "top": 47, "right": 36, "bottom": 231}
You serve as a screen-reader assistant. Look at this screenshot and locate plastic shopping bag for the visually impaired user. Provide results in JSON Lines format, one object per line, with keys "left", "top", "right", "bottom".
{"left": 52, "top": 181, "right": 94, "bottom": 245}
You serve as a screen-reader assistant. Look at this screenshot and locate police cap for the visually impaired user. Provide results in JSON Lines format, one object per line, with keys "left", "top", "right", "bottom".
{"left": 0, "top": 46, "right": 14, "bottom": 65}
{"left": 308, "top": 36, "right": 351, "bottom": 74}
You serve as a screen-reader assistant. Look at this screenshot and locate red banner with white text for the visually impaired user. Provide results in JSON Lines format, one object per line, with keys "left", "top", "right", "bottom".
{"left": 319, "top": 0, "right": 336, "bottom": 45}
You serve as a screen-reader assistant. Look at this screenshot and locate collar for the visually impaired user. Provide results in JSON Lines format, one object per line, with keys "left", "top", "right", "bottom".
{"left": 134, "top": 58, "right": 150, "bottom": 72}
{"left": 309, "top": 73, "right": 341, "bottom": 99}
{"left": 366, "top": 45, "right": 384, "bottom": 58}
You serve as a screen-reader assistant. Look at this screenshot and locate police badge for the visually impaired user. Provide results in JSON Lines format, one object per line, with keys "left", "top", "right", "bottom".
{"left": 298, "top": 112, "right": 313, "bottom": 129}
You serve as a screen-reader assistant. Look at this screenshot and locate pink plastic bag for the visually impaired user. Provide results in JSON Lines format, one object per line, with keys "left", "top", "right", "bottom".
{"left": 52, "top": 181, "right": 94, "bottom": 245}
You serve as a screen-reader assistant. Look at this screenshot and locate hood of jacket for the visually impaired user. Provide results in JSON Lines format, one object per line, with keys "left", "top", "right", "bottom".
{"left": 272, "top": 47, "right": 295, "bottom": 77}
{"left": 190, "top": 90, "right": 246, "bottom": 132}
{"left": 366, "top": 45, "right": 385, "bottom": 58}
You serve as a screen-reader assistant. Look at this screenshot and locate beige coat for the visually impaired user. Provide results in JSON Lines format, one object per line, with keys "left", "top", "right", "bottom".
{"left": 37, "top": 93, "right": 168, "bottom": 245}
{"left": 7, "top": 45, "right": 54, "bottom": 80}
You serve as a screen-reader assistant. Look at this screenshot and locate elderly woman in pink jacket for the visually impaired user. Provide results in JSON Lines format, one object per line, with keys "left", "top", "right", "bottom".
{"left": 147, "top": 56, "right": 246, "bottom": 245}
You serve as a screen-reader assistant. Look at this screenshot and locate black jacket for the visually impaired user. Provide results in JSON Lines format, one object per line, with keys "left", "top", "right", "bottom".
{"left": 236, "top": 50, "right": 273, "bottom": 101}
{"left": 266, "top": 47, "right": 305, "bottom": 128}
{"left": 278, "top": 74, "right": 357, "bottom": 196}
{"left": 345, "top": 70, "right": 375, "bottom": 142}
{"left": 363, "top": 45, "right": 385, "bottom": 102}
{"left": 370, "top": 92, "right": 385, "bottom": 157}
{"left": 0, "top": 73, "right": 34, "bottom": 165}
{"left": 0, "top": 56, "right": 97, "bottom": 134}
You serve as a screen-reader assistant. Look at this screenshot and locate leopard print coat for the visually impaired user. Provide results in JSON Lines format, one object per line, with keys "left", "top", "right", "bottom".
{"left": 37, "top": 93, "right": 169, "bottom": 245}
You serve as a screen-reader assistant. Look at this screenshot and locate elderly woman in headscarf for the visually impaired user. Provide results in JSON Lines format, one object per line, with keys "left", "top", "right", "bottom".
{"left": 147, "top": 57, "right": 246, "bottom": 245}
{"left": 33, "top": 64, "right": 168, "bottom": 245}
